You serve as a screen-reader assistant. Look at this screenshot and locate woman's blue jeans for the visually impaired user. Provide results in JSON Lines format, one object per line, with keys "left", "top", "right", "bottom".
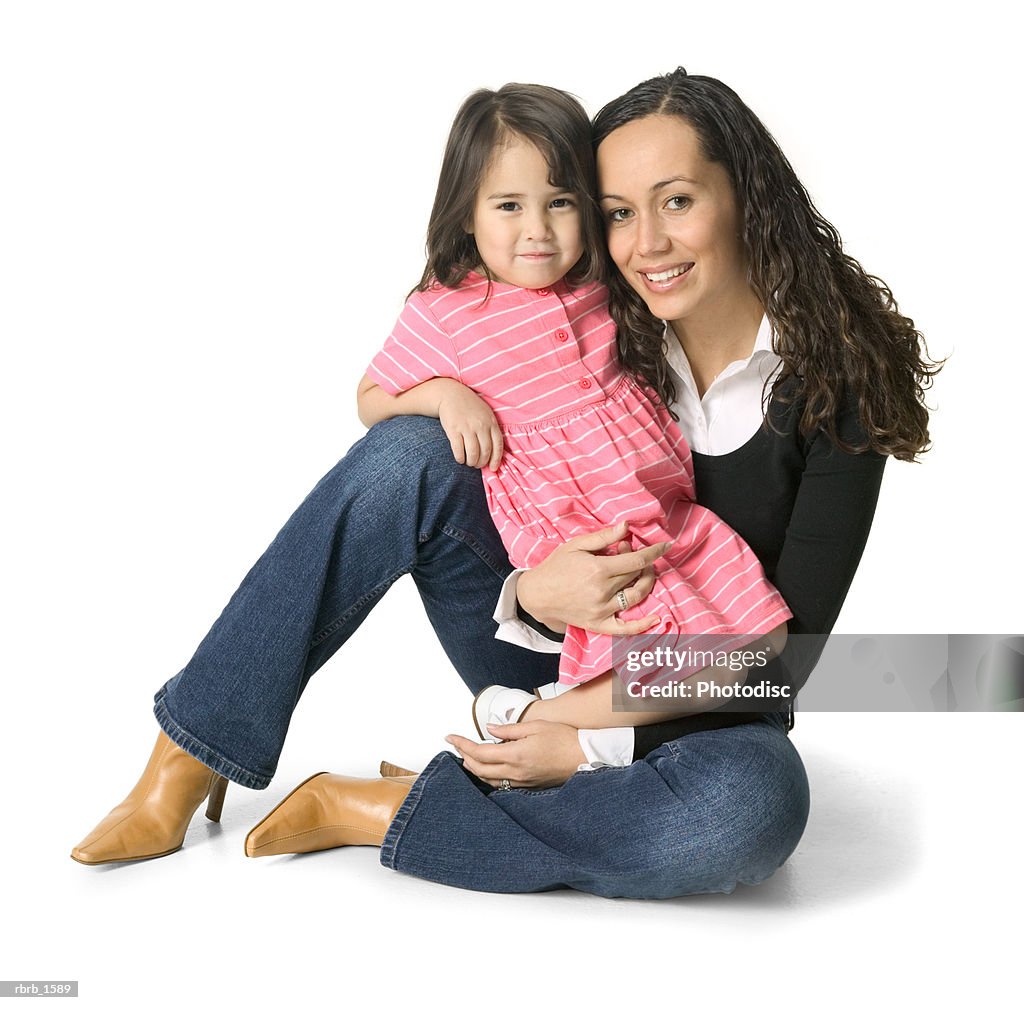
{"left": 154, "top": 416, "right": 809, "bottom": 898}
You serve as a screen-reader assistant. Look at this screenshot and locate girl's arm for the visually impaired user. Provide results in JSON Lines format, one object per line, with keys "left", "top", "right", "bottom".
{"left": 357, "top": 373, "right": 453, "bottom": 427}
{"left": 357, "top": 374, "right": 504, "bottom": 470}
{"left": 521, "top": 624, "right": 788, "bottom": 729}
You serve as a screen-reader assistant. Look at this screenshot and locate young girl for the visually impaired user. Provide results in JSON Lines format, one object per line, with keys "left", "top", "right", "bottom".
{"left": 358, "top": 83, "right": 791, "bottom": 739}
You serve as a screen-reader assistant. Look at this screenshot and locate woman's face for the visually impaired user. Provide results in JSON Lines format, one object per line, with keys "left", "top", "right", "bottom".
{"left": 596, "top": 115, "right": 750, "bottom": 327}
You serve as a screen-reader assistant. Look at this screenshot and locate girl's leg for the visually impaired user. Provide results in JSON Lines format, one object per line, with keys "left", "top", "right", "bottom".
{"left": 381, "top": 714, "right": 810, "bottom": 898}
{"left": 152, "top": 415, "right": 559, "bottom": 790}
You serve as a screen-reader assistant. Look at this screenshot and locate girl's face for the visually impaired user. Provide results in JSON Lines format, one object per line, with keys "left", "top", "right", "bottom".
{"left": 469, "top": 136, "right": 584, "bottom": 290}
{"left": 596, "top": 115, "right": 751, "bottom": 327}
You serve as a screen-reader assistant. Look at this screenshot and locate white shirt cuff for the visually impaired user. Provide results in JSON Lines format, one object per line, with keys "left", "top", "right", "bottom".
{"left": 492, "top": 569, "right": 564, "bottom": 655}
{"left": 576, "top": 727, "right": 635, "bottom": 769}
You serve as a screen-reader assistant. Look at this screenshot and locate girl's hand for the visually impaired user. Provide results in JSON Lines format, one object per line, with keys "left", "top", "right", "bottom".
{"left": 517, "top": 521, "right": 669, "bottom": 636}
{"left": 445, "top": 721, "right": 586, "bottom": 790}
{"left": 437, "top": 383, "right": 504, "bottom": 471}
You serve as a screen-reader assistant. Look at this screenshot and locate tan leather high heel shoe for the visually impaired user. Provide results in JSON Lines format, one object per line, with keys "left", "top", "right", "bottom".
{"left": 70, "top": 731, "right": 229, "bottom": 865}
{"left": 244, "top": 773, "right": 413, "bottom": 858}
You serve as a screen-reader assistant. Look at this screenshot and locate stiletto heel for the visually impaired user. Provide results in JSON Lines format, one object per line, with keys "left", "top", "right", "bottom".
{"left": 378, "top": 760, "right": 418, "bottom": 778}
{"left": 205, "top": 775, "right": 228, "bottom": 822}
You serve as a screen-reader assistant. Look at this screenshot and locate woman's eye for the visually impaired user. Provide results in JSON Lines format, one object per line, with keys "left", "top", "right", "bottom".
{"left": 607, "top": 208, "right": 632, "bottom": 223}
{"left": 666, "top": 195, "right": 691, "bottom": 211}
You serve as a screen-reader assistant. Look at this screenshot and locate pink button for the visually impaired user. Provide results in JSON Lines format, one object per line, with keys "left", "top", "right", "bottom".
{"left": 579, "top": 377, "right": 592, "bottom": 390}
{"left": 537, "top": 288, "right": 550, "bottom": 296}
{"left": 556, "top": 329, "right": 568, "bottom": 342}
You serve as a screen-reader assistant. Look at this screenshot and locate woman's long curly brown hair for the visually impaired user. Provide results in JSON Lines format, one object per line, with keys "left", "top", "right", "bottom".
{"left": 592, "top": 68, "right": 942, "bottom": 461}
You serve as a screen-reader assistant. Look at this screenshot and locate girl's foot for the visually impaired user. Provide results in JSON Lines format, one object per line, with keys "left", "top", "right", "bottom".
{"left": 471, "top": 685, "right": 539, "bottom": 742}
{"left": 70, "top": 731, "right": 228, "bottom": 865}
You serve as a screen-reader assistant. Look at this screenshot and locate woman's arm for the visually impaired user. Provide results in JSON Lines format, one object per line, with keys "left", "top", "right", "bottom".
{"left": 357, "top": 374, "right": 504, "bottom": 471}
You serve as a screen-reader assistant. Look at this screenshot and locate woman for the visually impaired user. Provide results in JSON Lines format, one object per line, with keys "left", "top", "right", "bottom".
{"left": 72, "top": 69, "right": 938, "bottom": 898}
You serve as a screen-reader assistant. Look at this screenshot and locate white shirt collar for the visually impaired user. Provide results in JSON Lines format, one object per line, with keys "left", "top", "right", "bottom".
{"left": 663, "top": 315, "right": 777, "bottom": 399}
{"left": 661, "top": 315, "right": 783, "bottom": 455}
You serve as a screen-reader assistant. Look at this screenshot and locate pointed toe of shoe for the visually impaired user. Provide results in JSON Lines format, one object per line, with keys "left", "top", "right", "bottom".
{"left": 70, "top": 840, "right": 183, "bottom": 866}
{"left": 70, "top": 825, "right": 111, "bottom": 865}
{"left": 244, "top": 772, "right": 332, "bottom": 858}
{"left": 243, "top": 830, "right": 264, "bottom": 859}
{"left": 70, "top": 833, "right": 119, "bottom": 865}
{"left": 244, "top": 772, "right": 412, "bottom": 858}
{"left": 69, "top": 818, "right": 183, "bottom": 865}
{"left": 70, "top": 843, "right": 103, "bottom": 866}
{"left": 69, "top": 802, "right": 187, "bottom": 864}
{"left": 69, "top": 732, "right": 229, "bottom": 867}
{"left": 70, "top": 807, "right": 142, "bottom": 865}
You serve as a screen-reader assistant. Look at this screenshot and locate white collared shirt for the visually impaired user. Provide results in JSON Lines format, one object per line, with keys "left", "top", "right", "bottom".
{"left": 662, "top": 313, "right": 781, "bottom": 454}
{"left": 493, "top": 316, "right": 782, "bottom": 767}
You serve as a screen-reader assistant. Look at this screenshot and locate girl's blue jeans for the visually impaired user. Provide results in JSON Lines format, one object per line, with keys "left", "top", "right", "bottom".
{"left": 154, "top": 416, "right": 810, "bottom": 898}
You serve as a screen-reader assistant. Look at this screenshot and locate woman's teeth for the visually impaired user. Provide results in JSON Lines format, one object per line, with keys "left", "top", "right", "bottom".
{"left": 644, "top": 264, "right": 692, "bottom": 282}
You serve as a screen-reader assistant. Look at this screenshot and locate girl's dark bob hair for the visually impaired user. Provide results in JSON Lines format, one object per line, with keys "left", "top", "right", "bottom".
{"left": 416, "top": 83, "right": 605, "bottom": 294}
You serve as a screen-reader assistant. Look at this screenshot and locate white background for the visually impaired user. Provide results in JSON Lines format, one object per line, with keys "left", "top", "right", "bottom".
{"left": 1, "top": 2, "right": 1020, "bottom": 1007}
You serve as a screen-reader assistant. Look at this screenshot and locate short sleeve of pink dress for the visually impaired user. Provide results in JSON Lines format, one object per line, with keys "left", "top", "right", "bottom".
{"left": 366, "top": 290, "right": 462, "bottom": 394}
{"left": 368, "top": 275, "right": 791, "bottom": 686}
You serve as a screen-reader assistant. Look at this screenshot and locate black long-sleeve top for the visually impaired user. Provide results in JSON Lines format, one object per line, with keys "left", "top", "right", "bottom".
{"left": 631, "top": 382, "right": 887, "bottom": 756}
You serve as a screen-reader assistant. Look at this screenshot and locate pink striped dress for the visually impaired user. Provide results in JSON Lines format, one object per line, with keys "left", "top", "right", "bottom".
{"left": 366, "top": 273, "right": 792, "bottom": 686}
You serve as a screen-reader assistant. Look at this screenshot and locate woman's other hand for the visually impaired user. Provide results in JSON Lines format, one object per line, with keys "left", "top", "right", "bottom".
{"left": 516, "top": 522, "right": 668, "bottom": 635}
{"left": 445, "top": 721, "right": 586, "bottom": 790}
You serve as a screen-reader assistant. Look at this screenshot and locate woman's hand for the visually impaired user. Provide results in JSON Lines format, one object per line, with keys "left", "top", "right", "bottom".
{"left": 437, "top": 382, "right": 503, "bottom": 471}
{"left": 445, "top": 721, "right": 586, "bottom": 790}
{"left": 516, "top": 521, "right": 669, "bottom": 635}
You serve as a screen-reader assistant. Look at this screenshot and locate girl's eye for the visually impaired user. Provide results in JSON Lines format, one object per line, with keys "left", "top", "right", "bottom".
{"left": 550, "top": 197, "right": 575, "bottom": 209}
{"left": 607, "top": 208, "right": 633, "bottom": 223}
{"left": 666, "top": 195, "right": 692, "bottom": 211}
{"left": 497, "top": 201, "right": 521, "bottom": 212}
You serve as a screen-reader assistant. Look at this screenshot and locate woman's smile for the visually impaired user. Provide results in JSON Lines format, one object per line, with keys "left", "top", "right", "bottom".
{"left": 639, "top": 261, "right": 694, "bottom": 289}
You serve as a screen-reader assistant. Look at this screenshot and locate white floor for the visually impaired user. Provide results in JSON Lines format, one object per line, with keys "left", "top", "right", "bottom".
{"left": 7, "top": 711, "right": 1020, "bottom": 1009}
